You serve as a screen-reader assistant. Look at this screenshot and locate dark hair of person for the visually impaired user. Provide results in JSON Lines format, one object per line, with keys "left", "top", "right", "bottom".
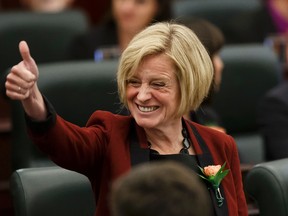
{"left": 110, "top": 161, "right": 212, "bottom": 216}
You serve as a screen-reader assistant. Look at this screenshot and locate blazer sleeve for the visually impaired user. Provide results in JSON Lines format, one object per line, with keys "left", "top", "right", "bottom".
{"left": 227, "top": 135, "right": 248, "bottom": 216}
{"left": 27, "top": 110, "right": 113, "bottom": 175}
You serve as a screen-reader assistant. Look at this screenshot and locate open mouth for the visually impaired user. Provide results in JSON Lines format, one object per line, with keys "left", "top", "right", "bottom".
{"left": 137, "top": 105, "right": 159, "bottom": 112}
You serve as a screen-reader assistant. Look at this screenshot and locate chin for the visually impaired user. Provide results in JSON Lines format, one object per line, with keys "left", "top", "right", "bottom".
{"left": 134, "top": 118, "right": 158, "bottom": 129}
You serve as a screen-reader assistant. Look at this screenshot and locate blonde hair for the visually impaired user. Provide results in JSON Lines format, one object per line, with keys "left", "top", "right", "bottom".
{"left": 117, "top": 22, "right": 213, "bottom": 117}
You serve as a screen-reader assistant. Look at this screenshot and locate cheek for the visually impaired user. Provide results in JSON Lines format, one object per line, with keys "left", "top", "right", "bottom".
{"left": 126, "top": 86, "right": 136, "bottom": 101}
{"left": 172, "top": 85, "right": 181, "bottom": 105}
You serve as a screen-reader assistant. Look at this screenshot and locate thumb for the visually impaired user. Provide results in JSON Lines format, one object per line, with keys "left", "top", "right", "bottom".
{"left": 19, "top": 40, "right": 34, "bottom": 66}
{"left": 19, "top": 40, "right": 38, "bottom": 77}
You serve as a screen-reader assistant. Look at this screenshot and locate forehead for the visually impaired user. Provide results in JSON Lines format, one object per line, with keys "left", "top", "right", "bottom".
{"left": 134, "top": 54, "right": 177, "bottom": 77}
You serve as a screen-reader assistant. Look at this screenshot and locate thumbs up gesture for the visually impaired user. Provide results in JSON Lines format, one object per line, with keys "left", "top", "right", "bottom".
{"left": 5, "top": 41, "right": 38, "bottom": 100}
{"left": 5, "top": 41, "right": 47, "bottom": 120}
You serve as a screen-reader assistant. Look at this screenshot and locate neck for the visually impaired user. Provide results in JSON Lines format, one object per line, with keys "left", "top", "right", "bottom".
{"left": 145, "top": 121, "right": 184, "bottom": 154}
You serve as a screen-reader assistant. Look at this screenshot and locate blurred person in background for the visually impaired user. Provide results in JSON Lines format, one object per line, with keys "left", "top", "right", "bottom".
{"left": 110, "top": 161, "right": 212, "bottom": 216}
{"left": 20, "top": 0, "right": 74, "bottom": 12}
{"left": 257, "top": 80, "right": 288, "bottom": 161}
{"left": 265, "top": 0, "right": 288, "bottom": 35}
{"left": 69, "top": 0, "right": 172, "bottom": 61}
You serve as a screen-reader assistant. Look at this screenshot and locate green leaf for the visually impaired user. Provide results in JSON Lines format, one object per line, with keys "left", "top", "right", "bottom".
{"left": 218, "top": 170, "right": 229, "bottom": 179}
{"left": 197, "top": 162, "right": 230, "bottom": 190}
{"left": 198, "top": 174, "right": 209, "bottom": 181}
{"left": 198, "top": 165, "right": 204, "bottom": 174}
{"left": 216, "top": 162, "right": 227, "bottom": 175}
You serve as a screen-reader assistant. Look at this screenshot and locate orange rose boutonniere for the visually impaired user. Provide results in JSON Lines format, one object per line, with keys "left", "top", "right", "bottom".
{"left": 198, "top": 162, "right": 229, "bottom": 207}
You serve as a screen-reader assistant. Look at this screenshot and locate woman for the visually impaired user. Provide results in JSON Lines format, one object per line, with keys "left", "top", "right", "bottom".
{"left": 70, "top": 0, "right": 172, "bottom": 61}
{"left": 5, "top": 22, "right": 248, "bottom": 216}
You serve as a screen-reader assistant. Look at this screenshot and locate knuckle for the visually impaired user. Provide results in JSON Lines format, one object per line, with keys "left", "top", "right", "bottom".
{"left": 11, "top": 65, "right": 19, "bottom": 72}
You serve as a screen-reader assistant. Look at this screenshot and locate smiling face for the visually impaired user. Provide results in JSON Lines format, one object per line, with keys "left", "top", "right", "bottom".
{"left": 112, "top": 0, "right": 158, "bottom": 34}
{"left": 126, "top": 54, "right": 181, "bottom": 129}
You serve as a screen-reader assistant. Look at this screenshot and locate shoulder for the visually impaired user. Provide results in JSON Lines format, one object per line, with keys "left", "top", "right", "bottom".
{"left": 86, "top": 110, "right": 133, "bottom": 138}
{"left": 86, "top": 110, "right": 133, "bottom": 131}
{"left": 186, "top": 120, "right": 236, "bottom": 152}
{"left": 189, "top": 120, "right": 234, "bottom": 143}
{"left": 186, "top": 121, "right": 239, "bottom": 170}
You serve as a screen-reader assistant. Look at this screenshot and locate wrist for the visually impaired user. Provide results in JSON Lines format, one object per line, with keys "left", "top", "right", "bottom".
{"left": 22, "top": 86, "right": 47, "bottom": 121}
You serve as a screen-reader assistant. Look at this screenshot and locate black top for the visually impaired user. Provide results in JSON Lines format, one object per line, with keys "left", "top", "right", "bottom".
{"left": 150, "top": 152, "right": 200, "bottom": 174}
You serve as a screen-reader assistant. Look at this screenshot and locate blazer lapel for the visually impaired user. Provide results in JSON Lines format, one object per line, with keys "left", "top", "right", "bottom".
{"left": 129, "top": 119, "right": 230, "bottom": 216}
{"left": 187, "top": 121, "right": 229, "bottom": 216}
{"left": 129, "top": 121, "right": 150, "bottom": 166}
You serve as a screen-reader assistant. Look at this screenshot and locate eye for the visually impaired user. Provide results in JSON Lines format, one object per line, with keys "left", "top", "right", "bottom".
{"left": 127, "top": 78, "right": 141, "bottom": 87}
{"left": 151, "top": 81, "right": 166, "bottom": 89}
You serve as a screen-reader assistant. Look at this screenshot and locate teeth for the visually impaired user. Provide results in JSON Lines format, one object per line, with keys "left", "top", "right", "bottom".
{"left": 138, "top": 105, "right": 158, "bottom": 112}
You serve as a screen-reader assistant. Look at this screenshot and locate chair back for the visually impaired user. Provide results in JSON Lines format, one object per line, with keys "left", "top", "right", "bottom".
{"left": 172, "top": 0, "right": 261, "bottom": 41}
{"left": 0, "top": 9, "right": 89, "bottom": 93}
{"left": 10, "top": 166, "right": 96, "bottom": 216}
{"left": 245, "top": 159, "right": 288, "bottom": 216}
{"left": 0, "top": 10, "right": 88, "bottom": 70}
{"left": 212, "top": 44, "right": 280, "bottom": 134}
{"left": 10, "top": 60, "right": 120, "bottom": 170}
{"left": 211, "top": 44, "right": 280, "bottom": 164}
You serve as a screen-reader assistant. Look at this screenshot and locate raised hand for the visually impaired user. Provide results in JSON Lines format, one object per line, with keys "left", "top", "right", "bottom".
{"left": 5, "top": 41, "right": 47, "bottom": 120}
{"left": 5, "top": 41, "right": 38, "bottom": 100}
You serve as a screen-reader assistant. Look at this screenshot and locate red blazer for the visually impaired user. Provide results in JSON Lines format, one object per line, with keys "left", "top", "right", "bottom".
{"left": 29, "top": 110, "right": 248, "bottom": 216}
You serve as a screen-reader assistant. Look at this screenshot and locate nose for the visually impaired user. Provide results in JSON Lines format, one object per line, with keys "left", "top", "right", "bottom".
{"left": 137, "top": 84, "right": 151, "bottom": 102}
